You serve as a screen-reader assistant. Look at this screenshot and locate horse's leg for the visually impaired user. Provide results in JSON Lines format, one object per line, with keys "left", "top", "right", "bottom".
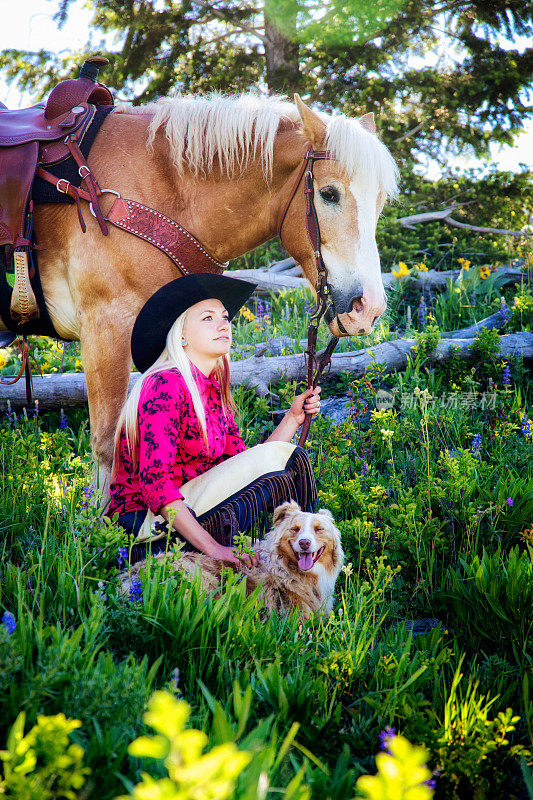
{"left": 78, "top": 313, "right": 134, "bottom": 503}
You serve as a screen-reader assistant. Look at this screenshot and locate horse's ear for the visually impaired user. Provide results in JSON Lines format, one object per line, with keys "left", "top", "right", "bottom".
{"left": 358, "top": 112, "right": 376, "bottom": 134}
{"left": 294, "top": 94, "right": 327, "bottom": 148}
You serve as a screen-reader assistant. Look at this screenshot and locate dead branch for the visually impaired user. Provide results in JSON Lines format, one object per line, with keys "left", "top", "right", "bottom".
{"left": 227, "top": 265, "right": 527, "bottom": 292}
{"left": 397, "top": 206, "right": 527, "bottom": 236}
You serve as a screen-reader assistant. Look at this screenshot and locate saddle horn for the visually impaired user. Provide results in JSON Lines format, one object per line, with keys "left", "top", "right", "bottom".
{"left": 79, "top": 56, "right": 109, "bottom": 83}
{"left": 44, "top": 55, "right": 113, "bottom": 120}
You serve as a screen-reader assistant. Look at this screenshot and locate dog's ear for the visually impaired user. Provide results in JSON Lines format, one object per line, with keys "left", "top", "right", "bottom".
{"left": 317, "top": 508, "right": 334, "bottom": 521}
{"left": 273, "top": 500, "right": 300, "bottom": 525}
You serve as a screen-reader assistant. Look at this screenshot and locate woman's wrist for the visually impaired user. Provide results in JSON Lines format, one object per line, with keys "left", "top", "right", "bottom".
{"left": 266, "top": 412, "right": 300, "bottom": 443}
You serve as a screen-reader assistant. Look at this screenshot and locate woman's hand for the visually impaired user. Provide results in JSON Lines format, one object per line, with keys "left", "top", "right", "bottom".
{"left": 208, "top": 543, "right": 259, "bottom": 571}
{"left": 264, "top": 385, "right": 322, "bottom": 443}
{"left": 288, "top": 386, "right": 322, "bottom": 427}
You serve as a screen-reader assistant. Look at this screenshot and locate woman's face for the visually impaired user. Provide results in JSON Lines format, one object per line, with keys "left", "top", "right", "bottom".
{"left": 182, "top": 299, "right": 232, "bottom": 360}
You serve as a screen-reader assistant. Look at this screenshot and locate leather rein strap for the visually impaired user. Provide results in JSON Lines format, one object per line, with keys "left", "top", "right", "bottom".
{"left": 0, "top": 337, "right": 33, "bottom": 406}
{"left": 279, "top": 146, "right": 340, "bottom": 447}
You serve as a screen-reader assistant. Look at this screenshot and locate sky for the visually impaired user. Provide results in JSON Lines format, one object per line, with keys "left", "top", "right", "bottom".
{"left": 0, "top": 0, "right": 531, "bottom": 178}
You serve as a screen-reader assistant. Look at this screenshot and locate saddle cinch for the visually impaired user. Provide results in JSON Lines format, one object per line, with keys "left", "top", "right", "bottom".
{"left": 0, "top": 56, "right": 113, "bottom": 343}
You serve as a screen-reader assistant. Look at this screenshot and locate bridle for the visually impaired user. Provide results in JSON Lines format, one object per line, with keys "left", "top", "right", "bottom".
{"left": 278, "top": 145, "right": 340, "bottom": 447}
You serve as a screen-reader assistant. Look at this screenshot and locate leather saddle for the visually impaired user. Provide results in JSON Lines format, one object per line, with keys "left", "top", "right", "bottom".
{"left": 0, "top": 56, "right": 113, "bottom": 325}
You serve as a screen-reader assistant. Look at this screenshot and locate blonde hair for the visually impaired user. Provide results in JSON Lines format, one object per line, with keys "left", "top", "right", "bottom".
{"left": 112, "top": 309, "right": 235, "bottom": 478}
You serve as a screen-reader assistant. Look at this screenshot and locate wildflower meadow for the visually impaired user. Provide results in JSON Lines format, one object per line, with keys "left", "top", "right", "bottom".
{"left": 1, "top": 244, "right": 532, "bottom": 800}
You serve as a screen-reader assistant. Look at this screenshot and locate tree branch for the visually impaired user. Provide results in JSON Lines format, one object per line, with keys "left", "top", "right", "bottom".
{"left": 191, "top": 0, "right": 265, "bottom": 41}
{"left": 397, "top": 206, "right": 527, "bottom": 236}
{"left": 394, "top": 120, "right": 425, "bottom": 143}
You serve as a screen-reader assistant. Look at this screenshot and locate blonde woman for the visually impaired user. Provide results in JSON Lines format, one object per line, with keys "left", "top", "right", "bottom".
{"left": 109, "top": 273, "right": 321, "bottom": 570}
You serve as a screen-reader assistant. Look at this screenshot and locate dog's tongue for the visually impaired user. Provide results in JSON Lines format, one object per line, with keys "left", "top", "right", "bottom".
{"left": 298, "top": 552, "right": 314, "bottom": 571}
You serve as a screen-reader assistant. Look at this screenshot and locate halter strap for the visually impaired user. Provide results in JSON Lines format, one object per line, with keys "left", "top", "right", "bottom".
{"left": 278, "top": 147, "right": 331, "bottom": 243}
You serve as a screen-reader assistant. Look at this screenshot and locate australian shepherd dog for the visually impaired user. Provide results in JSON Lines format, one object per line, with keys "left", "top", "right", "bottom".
{"left": 121, "top": 501, "right": 344, "bottom": 619}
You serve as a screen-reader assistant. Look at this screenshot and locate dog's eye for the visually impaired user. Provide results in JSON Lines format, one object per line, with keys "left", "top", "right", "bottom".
{"left": 290, "top": 527, "right": 300, "bottom": 533}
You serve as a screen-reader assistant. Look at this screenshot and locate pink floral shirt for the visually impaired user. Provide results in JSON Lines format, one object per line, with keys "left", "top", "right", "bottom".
{"left": 109, "top": 365, "right": 246, "bottom": 516}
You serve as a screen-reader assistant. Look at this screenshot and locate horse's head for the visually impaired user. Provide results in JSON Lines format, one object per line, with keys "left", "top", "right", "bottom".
{"left": 280, "top": 96, "right": 398, "bottom": 337}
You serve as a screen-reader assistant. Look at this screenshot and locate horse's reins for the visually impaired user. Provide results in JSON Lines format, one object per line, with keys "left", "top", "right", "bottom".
{"left": 278, "top": 145, "right": 339, "bottom": 447}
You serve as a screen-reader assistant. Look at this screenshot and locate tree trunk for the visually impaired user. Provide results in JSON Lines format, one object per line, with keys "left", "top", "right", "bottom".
{"left": 264, "top": 0, "right": 300, "bottom": 92}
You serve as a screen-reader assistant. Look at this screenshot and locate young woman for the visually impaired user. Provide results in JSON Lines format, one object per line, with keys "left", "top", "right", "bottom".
{"left": 108, "top": 273, "right": 321, "bottom": 570}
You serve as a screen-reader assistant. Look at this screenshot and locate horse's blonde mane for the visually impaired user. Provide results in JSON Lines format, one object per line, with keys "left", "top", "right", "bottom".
{"left": 118, "top": 92, "right": 398, "bottom": 195}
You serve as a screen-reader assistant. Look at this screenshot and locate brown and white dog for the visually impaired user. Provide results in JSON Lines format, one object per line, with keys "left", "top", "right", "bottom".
{"left": 121, "top": 501, "right": 344, "bottom": 619}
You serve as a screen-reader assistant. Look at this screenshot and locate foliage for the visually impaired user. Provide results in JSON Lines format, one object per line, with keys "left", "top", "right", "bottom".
{"left": 435, "top": 661, "right": 529, "bottom": 799}
{"left": 0, "top": 711, "right": 90, "bottom": 800}
{"left": 438, "top": 548, "right": 533, "bottom": 666}
{"left": 118, "top": 691, "right": 252, "bottom": 800}
{"left": 355, "top": 733, "right": 434, "bottom": 800}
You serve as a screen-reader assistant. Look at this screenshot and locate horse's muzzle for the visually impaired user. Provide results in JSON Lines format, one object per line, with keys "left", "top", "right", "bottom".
{"left": 326, "top": 290, "right": 387, "bottom": 337}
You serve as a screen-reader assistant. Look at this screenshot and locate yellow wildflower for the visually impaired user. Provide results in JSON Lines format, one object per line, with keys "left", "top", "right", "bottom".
{"left": 0, "top": 355, "right": 5, "bottom": 369}
{"left": 75, "top": 359, "right": 83, "bottom": 371}
{"left": 239, "top": 307, "right": 255, "bottom": 322}
{"left": 392, "top": 261, "right": 410, "bottom": 279}
{"left": 458, "top": 257, "right": 471, "bottom": 271}
{"left": 418, "top": 262, "right": 428, "bottom": 271}
{"left": 480, "top": 265, "right": 491, "bottom": 280}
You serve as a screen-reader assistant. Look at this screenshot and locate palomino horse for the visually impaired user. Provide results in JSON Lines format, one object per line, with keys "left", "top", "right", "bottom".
{"left": 0, "top": 93, "right": 398, "bottom": 491}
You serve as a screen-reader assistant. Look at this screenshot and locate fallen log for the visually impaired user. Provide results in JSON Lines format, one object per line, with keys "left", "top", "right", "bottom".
{"left": 223, "top": 268, "right": 305, "bottom": 292}
{"left": 227, "top": 266, "right": 527, "bottom": 293}
{"left": 2, "top": 333, "right": 531, "bottom": 409}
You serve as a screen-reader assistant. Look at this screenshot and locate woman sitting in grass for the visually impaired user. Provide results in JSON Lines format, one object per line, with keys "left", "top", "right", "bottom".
{"left": 108, "top": 273, "right": 321, "bottom": 570}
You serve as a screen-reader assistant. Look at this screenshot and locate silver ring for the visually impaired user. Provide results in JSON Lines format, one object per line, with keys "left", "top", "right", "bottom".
{"left": 89, "top": 189, "right": 121, "bottom": 218}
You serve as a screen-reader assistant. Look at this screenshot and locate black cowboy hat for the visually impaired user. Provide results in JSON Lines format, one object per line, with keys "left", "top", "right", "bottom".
{"left": 131, "top": 273, "right": 257, "bottom": 373}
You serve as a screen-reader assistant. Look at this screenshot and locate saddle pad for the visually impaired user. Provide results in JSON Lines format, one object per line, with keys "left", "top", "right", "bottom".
{"left": 32, "top": 105, "right": 114, "bottom": 206}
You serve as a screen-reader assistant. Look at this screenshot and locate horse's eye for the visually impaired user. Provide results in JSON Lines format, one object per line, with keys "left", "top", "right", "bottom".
{"left": 320, "top": 187, "right": 340, "bottom": 204}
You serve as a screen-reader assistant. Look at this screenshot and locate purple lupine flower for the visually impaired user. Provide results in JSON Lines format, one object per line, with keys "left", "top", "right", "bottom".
{"left": 129, "top": 577, "right": 142, "bottom": 602}
{"left": 471, "top": 290, "right": 476, "bottom": 307}
{"left": 502, "top": 363, "right": 511, "bottom": 386}
{"left": 303, "top": 300, "right": 312, "bottom": 316}
{"left": 81, "top": 484, "right": 95, "bottom": 509}
{"left": 1, "top": 611, "right": 16, "bottom": 636}
{"left": 506, "top": 497, "right": 513, "bottom": 507}
{"left": 521, "top": 416, "right": 531, "bottom": 442}
{"left": 379, "top": 726, "right": 396, "bottom": 753}
{"left": 471, "top": 433, "right": 482, "bottom": 455}
{"left": 117, "top": 547, "right": 128, "bottom": 569}
{"left": 93, "top": 581, "right": 106, "bottom": 600}
{"left": 361, "top": 459, "right": 369, "bottom": 474}
{"left": 424, "top": 777, "right": 437, "bottom": 789}
{"left": 171, "top": 667, "right": 180, "bottom": 690}
{"left": 58, "top": 409, "right": 69, "bottom": 429}
{"left": 418, "top": 297, "right": 427, "bottom": 328}
{"left": 497, "top": 298, "right": 511, "bottom": 326}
